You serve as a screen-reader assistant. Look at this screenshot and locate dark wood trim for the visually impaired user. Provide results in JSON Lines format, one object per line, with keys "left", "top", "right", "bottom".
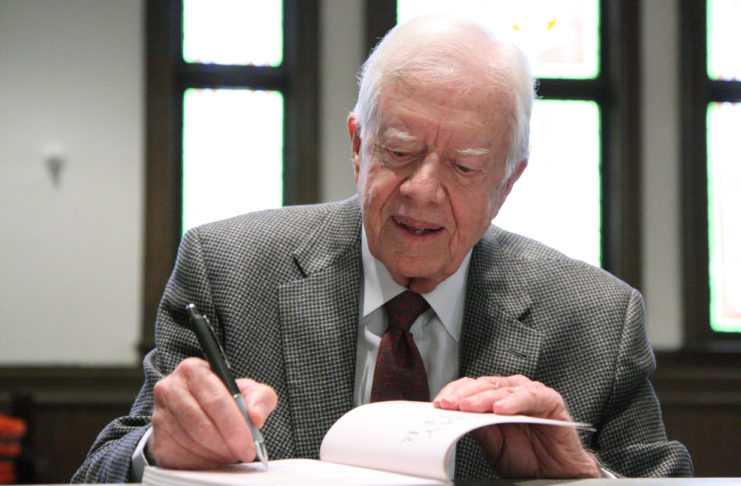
{"left": 364, "top": 0, "right": 397, "bottom": 56}
{"left": 679, "top": 0, "right": 710, "bottom": 349}
{"left": 141, "top": 0, "right": 182, "bottom": 357}
{"left": 178, "top": 64, "right": 288, "bottom": 90}
{"left": 0, "top": 366, "right": 143, "bottom": 484}
{"left": 600, "top": 0, "right": 642, "bottom": 290}
{"left": 710, "top": 79, "right": 741, "bottom": 101}
{"left": 653, "top": 351, "right": 741, "bottom": 477}
{"left": 0, "top": 366, "right": 142, "bottom": 397}
{"left": 534, "top": 78, "right": 603, "bottom": 101}
{"left": 283, "top": 0, "right": 320, "bottom": 206}
{"left": 654, "top": 351, "right": 741, "bottom": 405}
{"left": 679, "top": 0, "right": 741, "bottom": 349}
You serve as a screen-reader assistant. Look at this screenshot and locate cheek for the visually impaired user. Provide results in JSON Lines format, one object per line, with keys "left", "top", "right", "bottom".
{"left": 486, "top": 184, "right": 509, "bottom": 220}
{"left": 358, "top": 164, "right": 396, "bottom": 228}
{"left": 449, "top": 190, "right": 498, "bottom": 248}
{"left": 360, "top": 161, "right": 397, "bottom": 202}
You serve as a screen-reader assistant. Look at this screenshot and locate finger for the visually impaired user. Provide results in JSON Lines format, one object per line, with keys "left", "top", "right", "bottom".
{"left": 152, "top": 406, "right": 224, "bottom": 468}
{"left": 471, "top": 424, "right": 505, "bottom": 468}
{"left": 456, "top": 386, "right": 524, "bottom": 413}
{"left": 237, "top": 378, "right": 278, "bottom": 428}
{"left": 488, "top": 382, "right": 567, "bottom": 419}
{"left": 434, "top": 375, "right": 529, "bottom": 409}
{"left": 182, "top": 360, "right": 256, "bottom": 463}
{"left": 154, "top": 360, "right": 240, "bottom": 462}
{"left": 433, "top": 377, "right": 478, "bottom": 408}
{"left": 460, "top": 380, "right": 570, "bottom": 421}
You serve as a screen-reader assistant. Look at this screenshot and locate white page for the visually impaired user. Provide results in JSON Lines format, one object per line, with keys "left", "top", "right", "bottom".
{"left": 143, "top": 459, "right": 447, "bottom": 486}
{"left": 319, "top": 401, "right": 587, "bottom": 481}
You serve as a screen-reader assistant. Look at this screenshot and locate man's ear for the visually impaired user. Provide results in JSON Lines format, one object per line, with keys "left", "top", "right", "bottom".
{"left": 502, "top": 159, "right": 528, "bottom": 198}
{"left": 348, "top": 113, "right": 362, "bottom": 181}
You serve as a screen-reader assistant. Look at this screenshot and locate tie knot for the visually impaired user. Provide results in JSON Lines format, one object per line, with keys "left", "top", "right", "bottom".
{"left": 385, "top": 290, "right": 429, "bottom": 331}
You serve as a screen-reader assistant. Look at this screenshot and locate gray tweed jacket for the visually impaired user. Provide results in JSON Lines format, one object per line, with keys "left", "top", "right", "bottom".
{"left": 72, "top": 196, "right": 692, "bottom": 482}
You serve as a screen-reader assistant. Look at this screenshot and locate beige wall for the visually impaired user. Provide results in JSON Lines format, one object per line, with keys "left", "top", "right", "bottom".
{"left": 0, "top": 0, "right": 144, "bottom": 364}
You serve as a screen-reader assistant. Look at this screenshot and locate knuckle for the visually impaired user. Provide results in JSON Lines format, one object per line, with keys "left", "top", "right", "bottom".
{"left": 200, "top": 390, "right": 227, "bottom": 411}
{"left": 190, "top": 420, "right": 217, "bottom": 447}
{"left": 178, "top": 357, "right": 205, "bottom": 377}
{"left": 484, "top": 376, "right": 499, "bottom": 388}
{"left": 153, "top": 378, "right": 172, "bottom": 403}
{"left": 151, "top": 410, "right": 166, "bottom": 431}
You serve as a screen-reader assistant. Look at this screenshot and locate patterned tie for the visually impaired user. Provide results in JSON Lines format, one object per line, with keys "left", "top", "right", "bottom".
{"left": 370, "top": 290, "right": 430, "bottom": 402}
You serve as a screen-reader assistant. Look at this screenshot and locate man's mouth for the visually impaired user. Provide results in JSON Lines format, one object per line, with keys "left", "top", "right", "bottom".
{"left": 394, "top": 217, "right": 442, "bottom": 235}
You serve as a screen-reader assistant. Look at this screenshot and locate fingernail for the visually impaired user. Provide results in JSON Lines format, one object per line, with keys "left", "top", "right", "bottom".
{"left": 492, "top": 397, "right": 513, "bottom": 414}
{"left": 440, "top": 394, "right": 457, "bottom": 407}
{"left": 242, "top": 444, "right": 255, "bottom": 462}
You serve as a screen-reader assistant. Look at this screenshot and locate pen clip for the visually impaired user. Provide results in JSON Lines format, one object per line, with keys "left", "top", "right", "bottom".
{"left": 186, "top": 304, "right": 233, "bottom": 371}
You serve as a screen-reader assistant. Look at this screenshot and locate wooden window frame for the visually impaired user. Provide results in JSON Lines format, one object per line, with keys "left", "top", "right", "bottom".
{"left": 679, "top": 0, "right": 741, "bottom": 350}
{"left": 140, "top": 0, "right": 319, "bottom": 355}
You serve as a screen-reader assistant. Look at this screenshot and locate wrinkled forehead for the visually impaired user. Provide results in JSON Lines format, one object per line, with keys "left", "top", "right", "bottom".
{"left": 373, "top": 75, "right": 516, "bottom": 145}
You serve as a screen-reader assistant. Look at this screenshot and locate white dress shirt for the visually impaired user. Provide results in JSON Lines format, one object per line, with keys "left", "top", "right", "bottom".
{"left": 353, "top": 226, "right": 471, "bottom": 406}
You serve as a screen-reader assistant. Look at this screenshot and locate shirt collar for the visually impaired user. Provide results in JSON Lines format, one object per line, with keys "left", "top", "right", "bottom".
{"left": 361, "top": 225, "right": 471, "bottom": 341}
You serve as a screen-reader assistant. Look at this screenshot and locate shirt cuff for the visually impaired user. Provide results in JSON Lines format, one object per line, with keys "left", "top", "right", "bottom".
{"left": 593, "top": 456, "right": 620, "bottom": 479}
{"left": 131, "top": 425, "right": 154, "bottom": 482}
{"left": 599, "top": 466, "right": 620, "bottom": 479}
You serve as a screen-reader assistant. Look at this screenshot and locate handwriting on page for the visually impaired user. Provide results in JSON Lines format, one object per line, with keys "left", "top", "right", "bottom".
{"left": 400, "top": 414, "right": 468, "bottom": 444}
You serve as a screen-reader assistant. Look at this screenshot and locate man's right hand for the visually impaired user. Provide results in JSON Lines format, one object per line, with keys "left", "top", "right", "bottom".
{"left": 150, "top": 357, "right": 277, "bottom": 469}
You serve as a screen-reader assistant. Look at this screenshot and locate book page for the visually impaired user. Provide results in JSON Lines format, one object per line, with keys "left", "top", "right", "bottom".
{"left": 143, "top": 458, "right": 448, "bottom": 486}
{"left": 319, "top": 400, "right": 587, "bottom": 481}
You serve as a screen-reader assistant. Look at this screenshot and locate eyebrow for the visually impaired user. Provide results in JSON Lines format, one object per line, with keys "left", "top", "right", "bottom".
{"left": 381, "top": 128, "right": 417, "bottom": 143}
{"left": 456, "top": 147, "right": 491, "bottom": 156}
{"left": 381, "top": 128, "right": 490, "bottom": 156}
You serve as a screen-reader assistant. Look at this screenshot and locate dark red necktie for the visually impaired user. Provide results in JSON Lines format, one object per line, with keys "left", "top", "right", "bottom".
{"left": 370, "top": 290, "right": 430, "bottom": 402}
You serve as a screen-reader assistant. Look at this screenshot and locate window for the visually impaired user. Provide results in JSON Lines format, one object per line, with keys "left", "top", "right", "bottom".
{"left": 367, "top": 1, "right": 641, "bottom": 276}
{"left": 140, "top": 0, "right": 318, "bottom": 354}
{"left": 180, "top": 0, "right": 285, "bottom": 232}
{"left": 681, "top": 0, "right": 741, "bottom": 344}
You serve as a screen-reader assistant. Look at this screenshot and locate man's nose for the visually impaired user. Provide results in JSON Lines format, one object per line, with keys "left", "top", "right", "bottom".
{"left": 400, "top": 153, "right": 445, "bottom": 203}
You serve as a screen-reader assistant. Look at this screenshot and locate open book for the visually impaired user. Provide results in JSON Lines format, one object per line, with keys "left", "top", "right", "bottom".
{"left": 142, "top": 400, "right": 587, "bottom": 486}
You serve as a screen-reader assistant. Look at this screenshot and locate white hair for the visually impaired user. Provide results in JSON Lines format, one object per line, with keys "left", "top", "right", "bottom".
{"left": 353, "top": 16, "right": 535, "bottom": 178}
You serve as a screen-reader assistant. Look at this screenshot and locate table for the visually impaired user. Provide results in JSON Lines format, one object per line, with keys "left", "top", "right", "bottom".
{"left": 18, "top": 479, "right": 741, "bottom": 486}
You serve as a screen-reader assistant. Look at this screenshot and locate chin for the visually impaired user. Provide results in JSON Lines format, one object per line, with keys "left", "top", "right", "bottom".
{"left": 393, "top": 263, "right": 445, "bottom": 285}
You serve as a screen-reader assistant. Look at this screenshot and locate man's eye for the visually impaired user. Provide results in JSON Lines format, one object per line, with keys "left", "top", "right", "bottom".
{"left": 390, "top": 150, "right": 409, "bottom": 158}
{"left": 456, "top": 164, "right": 473, "bottom": 173}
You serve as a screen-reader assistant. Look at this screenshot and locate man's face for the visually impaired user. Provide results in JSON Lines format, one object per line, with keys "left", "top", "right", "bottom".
{"left": 350, "top": 79, "right": 526, "bottom": 293}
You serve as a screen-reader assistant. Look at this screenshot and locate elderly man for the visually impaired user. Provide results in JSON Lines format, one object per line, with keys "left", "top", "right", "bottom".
{"left": 73, "top": 16, "right": 691, "bottom": 482}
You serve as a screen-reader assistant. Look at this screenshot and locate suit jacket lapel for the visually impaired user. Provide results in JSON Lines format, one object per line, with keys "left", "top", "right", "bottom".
{"left": 459, "top": 233, "right": 542, "bottom": 380}
{"left": 278, "top": 199, "right": 362, "bottom": 458}
{"left": 455, "top": 230, "right": 545, "bottom": 479}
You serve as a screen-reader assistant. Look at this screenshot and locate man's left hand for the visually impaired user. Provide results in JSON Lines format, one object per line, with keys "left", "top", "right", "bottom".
{"left": 433, "top": 375, "right": 601, "bottom": 479}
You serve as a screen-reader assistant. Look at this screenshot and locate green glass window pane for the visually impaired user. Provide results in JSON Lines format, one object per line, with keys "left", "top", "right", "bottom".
{"left": 182, "top": 0, "right": 282, "bottom": 66}
{"left": 707, "top": 0, "right": 741, "bottom": 81}
{"left": 182, "top": 88, "right": 284, "bottom": 234}
{"left": 397, "top": 0, "right": 599, "bottom": 79}
{"left": 495, "top": 100, "right": 601, "bottom": 267}
{"left": 707, "top": 102, "right": 741, "bottom": 332}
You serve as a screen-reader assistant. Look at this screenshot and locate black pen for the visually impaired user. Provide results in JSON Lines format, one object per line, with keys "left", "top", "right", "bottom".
{"left": 186, "top": 303, "right": 269, "bottom": 468}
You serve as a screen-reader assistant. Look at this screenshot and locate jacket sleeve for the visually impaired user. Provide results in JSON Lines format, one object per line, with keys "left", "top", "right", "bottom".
{"left": 595, "top": 288, "right": 693, "bottom": 477}
{"left": 70, "top": 352, "right": 161, "bottom": 483}
{"left": 71, "top": 228, "right": 216, "bottom": 483}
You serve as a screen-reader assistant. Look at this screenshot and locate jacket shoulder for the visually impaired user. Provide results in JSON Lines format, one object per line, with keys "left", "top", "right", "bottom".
{"left": 479, "top": 225, "right": 633, "bottom": 294}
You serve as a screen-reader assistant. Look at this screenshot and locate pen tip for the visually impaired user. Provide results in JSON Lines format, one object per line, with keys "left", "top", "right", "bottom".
{"left": 256, "top": 442, "right": 269, "bottom": 469}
